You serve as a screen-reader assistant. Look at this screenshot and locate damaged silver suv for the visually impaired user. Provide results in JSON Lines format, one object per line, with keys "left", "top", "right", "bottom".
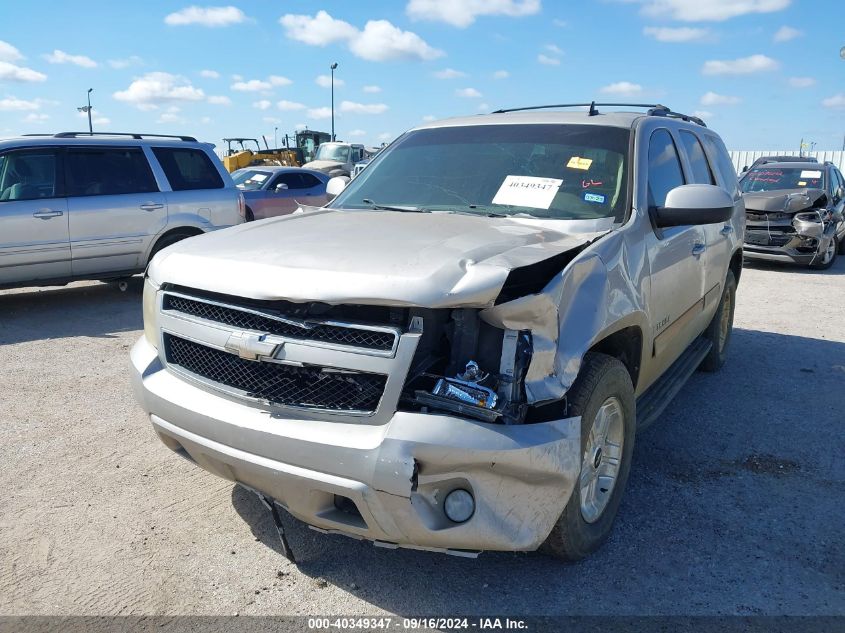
{"left": 131, "top": 104, "right": 745, "bottom": 560}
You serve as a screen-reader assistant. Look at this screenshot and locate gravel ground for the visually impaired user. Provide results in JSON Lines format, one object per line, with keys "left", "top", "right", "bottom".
{"left": 0, "top": 258, "right": 843, "bottom": 617}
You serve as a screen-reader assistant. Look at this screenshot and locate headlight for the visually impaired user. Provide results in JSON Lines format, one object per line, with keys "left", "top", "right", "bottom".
{"left": 142, "top": 276, "right": 160, "bottom": 348}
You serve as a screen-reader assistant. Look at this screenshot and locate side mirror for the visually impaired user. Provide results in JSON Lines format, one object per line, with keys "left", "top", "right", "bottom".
{"left": 326, "top": 176, "right": 349, "bottom": 201}
{"left": 654, "top": 184, "right": 734, "bottom": 228}
{"left": 836, "top": 186, "right": 844, "bottom": 201}
{"left": 274, "top": 183, "right": 289, "bottom": 192}
{"left": 742, "top": 166, "right": 749, "bottom": 172}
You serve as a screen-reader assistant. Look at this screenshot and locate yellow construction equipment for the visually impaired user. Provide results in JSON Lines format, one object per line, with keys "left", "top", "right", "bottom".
{"left": 221, "top": 137, "right": 301, "bottom": 173}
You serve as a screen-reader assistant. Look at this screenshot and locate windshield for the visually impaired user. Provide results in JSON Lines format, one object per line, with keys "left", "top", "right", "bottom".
{"left": 741, "top": 167, "right": 825, "bottom": 192}
{"left": 315, "top": 144, "right": 351, "bottom": 163}
{"left": 232, "top": 169, "right": 273, "bottom": 191}
{"left": 331, "top": 124, "right": 630, "bottom": 220}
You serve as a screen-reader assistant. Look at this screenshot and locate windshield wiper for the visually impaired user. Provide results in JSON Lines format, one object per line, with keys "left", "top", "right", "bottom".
{"left": 362, "top": 198, "right": 429, "bottom": 213}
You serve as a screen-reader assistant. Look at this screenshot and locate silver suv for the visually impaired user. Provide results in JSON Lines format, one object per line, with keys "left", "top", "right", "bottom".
{"left": 0, "top": 132, "right": 244, "bottom": 288}
{"left": 132, "top": 104, "right": 744, "bottom": 560}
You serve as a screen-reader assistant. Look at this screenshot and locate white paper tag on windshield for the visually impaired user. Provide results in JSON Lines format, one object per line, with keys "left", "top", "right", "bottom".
{"left": 492, "top": 175, "right": 562, "bottom": 209}
{"left": 251, "top": 173, "right": 268, "bottom": 182}
{"left": 800, "top": 170, "right": 822, "bottom": 178}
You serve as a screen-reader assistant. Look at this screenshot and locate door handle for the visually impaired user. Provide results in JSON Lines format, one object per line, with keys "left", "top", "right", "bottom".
{"left": 32, "top": 209, "right": 63, "bottom": 219}
{"left": 720, "top": 225, "right": 733, "bottom": 235}
{"left": 139, "top": 203, "right": 164, "bottom": 212}
{"left": 692, "top": 242, "right": 706, "bottom": 257}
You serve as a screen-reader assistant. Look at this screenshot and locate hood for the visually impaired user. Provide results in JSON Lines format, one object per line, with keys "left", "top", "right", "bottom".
{"left": 744, "top": 188, "right": 827, "bottom": 214}
{"left": 302, "top": 160, "right": 344, "bottom": 173}
{"left": 148, "top": 209, "right": 605, "bottom": 308}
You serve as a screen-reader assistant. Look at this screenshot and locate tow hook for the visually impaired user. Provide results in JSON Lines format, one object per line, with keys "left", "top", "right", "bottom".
{"left": 258, "top": 494, "right": 297, "bottom": 563}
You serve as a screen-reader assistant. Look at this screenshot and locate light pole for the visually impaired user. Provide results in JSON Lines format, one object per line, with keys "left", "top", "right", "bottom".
{"left": 330, "top": 62, "right": 338, "bottom": 142}
{"left": 76, "top": 88, "right": 93, "bottom": 134}
{"left": 274, "top": 126, "right": 278, "bottom": 148}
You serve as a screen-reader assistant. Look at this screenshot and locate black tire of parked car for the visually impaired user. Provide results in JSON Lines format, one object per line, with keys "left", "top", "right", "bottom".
{"left": 809, "top": 236, "right": 838, "bottom": 270}
{"left": 699, "top": 269, "right": 737, "bottom": 372}
{"left": 148, "top": 230, "right": 200, "bottom": 265}
{"left": 245, "top": 206, "right": 255, "bottom": 222}
{"left": 541, "top": 352, "right": 636, "bottom": 561}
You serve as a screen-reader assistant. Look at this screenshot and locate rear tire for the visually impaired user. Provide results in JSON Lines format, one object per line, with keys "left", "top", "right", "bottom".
{"left": 148, "top": 231, "right": 198, "bottom": 265}
{"left": 699, "top": 269, "right": 736, "bottom": 372}
{"left": 541, "top": 353, "right": 636, "bottom": 561}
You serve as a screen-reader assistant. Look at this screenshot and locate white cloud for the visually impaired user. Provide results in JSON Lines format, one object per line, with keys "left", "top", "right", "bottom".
{"left": 773, "top": 25, "right": 802, "bottom": 42}
{"left": 157, "top": 112, "right": 184, "bottom": 124}
{"left": 269, "top": 75, "right": 292, "bottom": 86}
{"left": 0, "top": 40, "right": 25, "bottom": 62}
{"left": 43, "top": 49, "right": 97, "bottom": 68}
{"left": 294, "top": 122, "right": 307, "bottom": 130}
{"left": 351, "top": 20, "right": 444, "bottom": 61}
{"left": 692, "top": 110, "right": 713, "bottom": 120}
{"left": 643, "top": 26, "right": 708, "bottom": 42}
{"left": 277, "top": 100, "right": 305, "bottom": 111}
{"left": 113, "top": 72, "right": 205, "bottom": 107}
{"left": 280, "top": 10, "right": 358, "bottom": 46}
{"left": 79, "top": 110, "right": 111, "bottom": 126}
{"left": 537, "top": 54, "right": 560, "bottom": 66}
{"left": 253, "top": 99, "right": 272, "bottom": 110}
{"left": 307, "top": 107, "right": 332, "bottom": 119}
{"left": 316, "top": 74, "right": 345, "bottom": 88}
{"left": 788, "top": 76, "right": 815, "bottom": 88}
{"left": 263, "top": 116, "right": 281, "bottom": 124}
{"left": 600, "top": 81, "right": 644, "bottom": 96}
{"left": 636, "top": 0, "right": 790, "bottom": 22}
{"left": 340, "top": 100, "right": 388, "bottom": 114}
{"left": 544, "top": 44, "right": 563, "bottom": 55}
{"left": 378, "top": 132, "right": 392, "bottom": 141}
{"left": 199, "top": 69, "right": 220, "bottom": 79}
{"left": 434, "top": 68, "right": 466, "bottom": 79}
{"left": 363, "top": 85, "right": 382, "bottom": 93}
{"left": 700, "top": 91, "right": 741, "bottom": 106}
{"left": 821, "top": 94, "right": 845, "bottom": 109}
{"left": 702, "top": 54, "right": 778, "bottom": 75}
{"left": 231, "top": 74, "right": 243, "bottom": 81}
{"left": 456, "top": 87, "right": 482, "bottom": 98}
{"left": 207, "top": 95, "right": 231, "bottom": 105}
{"left": 231, "top": 78, "right": 272, "bottom": 92}
{"left": 477, "top": 102, "right": 489, "bottom": 111}
{"left": 164, "top": 6, "right": 247, "bottom": 27}
{"left": 406, "top": 0, "right": 541, "bottom": 27}
{"left": 422, "top": 114, "right": 436, "bottom": 121}
{"left": 24, "top": 112, "right": 49, "bottom": 122}
{"left": 108, "top": 56, "right": 143, "bottom": 69}
{"left": 348, "top": 129, "right": 366, "bottom": 137}
{"left": 0, "top": 61, "right": 47, "bottom": 82}
{"left": 493, "top": 70, "right": 509, "bottom": 79}
{"left": 200, "top": 116, "right": 212, "bottom": 124}
{"left": 0, "top": 97, "right": 41, "bottom": 111}
{"left": 280, "top": 11, "right": 442, "bottom": 62}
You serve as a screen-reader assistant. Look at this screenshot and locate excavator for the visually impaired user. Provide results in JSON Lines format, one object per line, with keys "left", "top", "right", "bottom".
{"left": 221, "top": 130, "right": 332, "bottom": 173}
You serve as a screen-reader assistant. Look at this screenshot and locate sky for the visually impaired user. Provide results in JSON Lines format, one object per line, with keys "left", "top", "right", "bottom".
{"left": 0, "top": 0, "right": 843, "bottom": 152}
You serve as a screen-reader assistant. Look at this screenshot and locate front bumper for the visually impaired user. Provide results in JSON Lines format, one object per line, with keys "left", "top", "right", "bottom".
{"left": 743, "top": 245, "right": 816, "bottom": 264}
{"left": 131, "top": 337, "right": 580, "bottom": 554}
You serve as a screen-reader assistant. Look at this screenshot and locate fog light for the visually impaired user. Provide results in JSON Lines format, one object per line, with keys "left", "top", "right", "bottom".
{"left": 444, "top": 489, "right": 475, "bottom": 523}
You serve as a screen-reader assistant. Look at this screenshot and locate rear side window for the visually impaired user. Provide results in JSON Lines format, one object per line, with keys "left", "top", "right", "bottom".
{"left": 152, "top": 147, "right": 223, "bottom": 191}
{"left": 679, "top": 131, "right": 715, "bottom": 185}
{"left": 701, "top": 134, "right": 739, "bottom": 196}
{"left": 647, "top": 129, "right": 685, "bottom": 208}
{"left": 299, "top": 173, "right": 323, "bottom": 188}
{"left": 274, "top": 173, "right": 307, "bottom": 189}
{"left": 0, "top": 149, "right": 59, "bottom": 201}
{"left": 65, "top": 147, "right": 157, "bottom": 197}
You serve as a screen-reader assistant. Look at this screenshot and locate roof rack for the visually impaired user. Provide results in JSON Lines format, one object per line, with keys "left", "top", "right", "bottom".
{"left": 27, "top": 132, "right": 198, "bottom": 141}
{"left": 491, "top": 102, "right": 706, "bottom": 127}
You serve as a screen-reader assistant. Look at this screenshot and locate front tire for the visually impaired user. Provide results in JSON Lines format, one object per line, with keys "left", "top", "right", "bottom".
{"left": 699, "top": 269, "right": 737, "bottom": 372}
{"left": 809, "top": 235, "right": 838, "bottom": 270}
{"left": 542, "top": 353, "right": 636, "bottom": 561}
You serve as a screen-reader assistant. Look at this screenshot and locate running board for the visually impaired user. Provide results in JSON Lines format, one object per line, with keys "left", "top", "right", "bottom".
{"left": 636, "top": 337, "right": 712, "bottom": 432}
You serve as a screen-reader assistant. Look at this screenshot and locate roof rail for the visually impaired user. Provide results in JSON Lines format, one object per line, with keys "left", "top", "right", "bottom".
{"left": 49, "top": 132, "right": 198, "bottom": 141}
{"left": 491, "top": 102, "right": 706, "bottom": 127}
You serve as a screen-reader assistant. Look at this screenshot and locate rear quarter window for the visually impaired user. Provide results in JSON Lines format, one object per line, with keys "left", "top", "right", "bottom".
{"left": 701, "top": 134, "right": 739, "bottom": 197}
{"left": 152, "top": 147, "right": 224, "bottom": 191}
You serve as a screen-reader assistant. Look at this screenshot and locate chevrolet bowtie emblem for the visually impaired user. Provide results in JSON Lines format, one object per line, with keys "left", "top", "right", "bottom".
{"left": 224, "top": 332, "right": 279, "bottom": 361}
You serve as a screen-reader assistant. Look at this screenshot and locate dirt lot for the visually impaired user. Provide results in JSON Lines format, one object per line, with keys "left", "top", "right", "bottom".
{"left": 1, "top": 258, "right": 843, "bottom": 617}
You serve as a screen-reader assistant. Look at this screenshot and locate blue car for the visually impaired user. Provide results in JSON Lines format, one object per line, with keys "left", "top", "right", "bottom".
{"left": 231, "top": 166, "right": 329, "bottom": 221}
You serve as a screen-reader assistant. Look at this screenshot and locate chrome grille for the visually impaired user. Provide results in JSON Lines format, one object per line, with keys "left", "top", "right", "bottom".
{"left": 165, "top": 334, "right": 387, "bottom": 413}
{"left": 163, "top": 293, "right": 397, "bottom": 353}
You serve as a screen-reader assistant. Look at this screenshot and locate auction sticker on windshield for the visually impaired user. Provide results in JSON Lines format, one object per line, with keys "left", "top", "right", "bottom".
{"left": 800, "top": 170, "right": 822, "bottom": 179}
{"left": 492, "top": 175, "right": 562, "bottom": 209}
